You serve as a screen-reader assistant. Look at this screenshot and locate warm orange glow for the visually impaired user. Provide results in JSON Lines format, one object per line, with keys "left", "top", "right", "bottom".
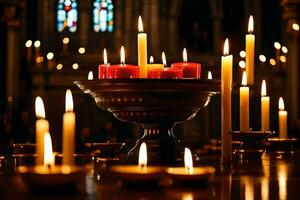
{"left": 162, "top": 52, "right": 167, "bottom": 67}
{"left": 269, "top": 58, "right": 276, "bottom": 66}
{"left": 274, "top": 42, "right": 281, "bottom": 50}
{"left": 149, "top": 56, "right": 154, "bottom": 64}
{"left": 78, "top": 47, "right": 85, "bottom": 54}
{"left": 62, "top": 37, "right": 70, "bottom": 44}
{"left": 184, "top": 147, "right": 193, "bottom": 173}
{"left": 65, "top": 89, "right": 74, "bottom": 112}
{"left": 183, "top": 48, "right": 188, "bottom": 62}
{"left": 248, "top": 15, "right": 254, "bottom": 33}
{"left": 281, "top": 46, "right": 288, "bottom": 53}
{"left": 120, "top": 46, "right": 125, "bottom": 65}
{"left": 35, "top": 96, "right": 45, "bottom": 119}
{"left": 261, "top": 80, "right": 267, "bottom": 96}
{"left": 88, "top": 71, "right": 93, "bottom": 80}
{"left": 223, "top": 39, "right": 229, "bottom": 56}
{"left": 138, "top": 142, "right": 147, "bottom": 167}
{"left": 208, "top": 71, "right": 212, "bottom": 79}
{"left": 138, "top": 16, "right": 144, "bottom": 32}
{"left": 280, "top": 55, "right": 287, "bottom": 63}
{"left": 279, "top": 97, "right": 285, "bottom": 111}
{"left": 242, "top": 71, "right": 247, "bottom": 86}
{"left": 103, "top": 48, "right": 108, "bottom": 65}
{"left": 47, "top": 52, "right": 54, "bottom": 60}
{"left": 44, "top": 132, "right": 55, "bottom": 166}
{"left": 56, "top": 63, "right": 63, "bottom": 70}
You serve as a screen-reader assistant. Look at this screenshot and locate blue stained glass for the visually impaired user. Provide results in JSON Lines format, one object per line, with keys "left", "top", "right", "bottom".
{"left": 93, "top": 0, "right": 114, "bottom": 32}
{"left": 57, "top": 0, "right": 78, "bottom": 32}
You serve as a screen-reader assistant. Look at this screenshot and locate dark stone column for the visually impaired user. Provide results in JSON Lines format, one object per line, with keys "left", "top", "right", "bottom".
{"left": 210, "top": 0, "right": 223, "bottom": 54}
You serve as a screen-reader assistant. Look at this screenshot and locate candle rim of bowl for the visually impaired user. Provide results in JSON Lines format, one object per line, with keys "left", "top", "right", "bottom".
{"left": 183, "top": 48, "right": 188, "bottom": 62}
{"left": 35, "top": 96, "right": 46, "bottom": 119}
{"left": 65, "top": 89, "right": 74, "bottom": 112}
{"left": 261, "top": 80, "right": 267, "bottom": 97}
{"left": 223, "top": 38, "right": 229, "bottom": 56}
{"left": 138, "top": 15, "right": 144, "bottom": 33}
{"left": 162, "top": 52, "right": 167, "bottom": 68}
{"left": 279, "top": 97, "right": 285, "bottom": 111}
{"left": 120, "top": 46, "right": 125, "bottom": 66}
{"left": 248, "top": 15, "right": 254, "bottom": 34}
{"left": 241, "top": 71, "right": 247, "bottom": 86}
{"left": 103, "top": 48, "right": 108, "bottom": 65}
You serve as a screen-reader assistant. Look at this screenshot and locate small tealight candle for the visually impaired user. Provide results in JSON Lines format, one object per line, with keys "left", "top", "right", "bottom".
{"left": 166, "top": 147, "right": 215, "bottom": 183}
{"left": 240, "top": 71, "right": 250, "bottom": 131}
{"left": 98, "top": 48, "right": 109, "bottom": 79}
{"left": 278, "top": 97, "right": 288, "bottom": 138}
{"left": 147, "top": 56, "right": 164, "bottom": 74}
{"left": 148, "top": 52, "right": 183, "bottom": 79}
{"left": 171, "top": 48, "right": 201, "bottom": 78}
{"left": 107, "top": 46, "right": 139, "bottom": 79}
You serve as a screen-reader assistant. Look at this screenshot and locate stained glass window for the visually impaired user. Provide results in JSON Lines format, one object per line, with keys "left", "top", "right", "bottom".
{"left": 57, "top": 0, "right": 78, "bottom": 33}
{"left": 93, "top": 0, "right": 114, "bottom": 32}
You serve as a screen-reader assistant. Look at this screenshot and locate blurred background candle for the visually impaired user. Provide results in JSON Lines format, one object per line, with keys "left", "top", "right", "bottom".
{"left": 148, "top": 52, "right": 183, "bottom": 79}
{"left": 171, "top": 48, "right": 201, "bottom": 78}
{"left": 62, "top": 37, "right": 70, "bottom": 53}
{"left": 240, "top": 71, "right": 249, "bottom": 131}
{"left": 221, "top": 39, "right": 232, "bottom": 162}
{"left": 208, "top": 70, "right": 212, "bottom": 79}
{"left": 278, "top": 97, "right": 287, "bottom": 138}
{"left": 261, "top": 80, "right": 270, "bottom": 131}
{"left": 98, "top": 48, "right": 109, "bottom": 79}
{"left": 35, "top": 96, "right": 49, "bottom": 165}
{"left": 25, "top": 40, "right": 32, "bottom": 63}
{"left": 138, "top": 16, "right": 148, "bottom": 78}
{"left": 245, "top": 15, "right": 255, "bottom": 85}
{"left": 63, "top": 89, "right": 75, "bottom": 166}
{"left": 107, "top": 46, "right": 139, "bottom": 78}
{"left": 88, "top": 71, "right": 94, "bottom": 80}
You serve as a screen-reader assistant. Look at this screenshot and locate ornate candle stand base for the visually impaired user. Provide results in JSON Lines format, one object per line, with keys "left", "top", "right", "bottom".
{"left": 265, "top": 137, "right": 298, "bottom": 156}
{"left": 229, "top": 131, "right": 273, "bottom": 159}
{"left": 75, "top": 79, "right": 220, "bottom": 164}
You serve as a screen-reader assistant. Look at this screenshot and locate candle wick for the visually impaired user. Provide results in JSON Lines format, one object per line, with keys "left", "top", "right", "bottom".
{"left": 47, "top": 164, "right": 51, "bottom": 172}
{"left": 121, "top": 62, "right": 125, "bottom": 66}
{"left": 140, "top": 164, "right": 146, "bottom": 170}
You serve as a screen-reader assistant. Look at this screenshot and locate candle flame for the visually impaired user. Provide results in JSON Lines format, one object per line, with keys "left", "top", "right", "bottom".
{"left": 208, "top": 71, "right": 213, "bottom": 79}
{"left": 120, "top": 46, "right": 125, "bottom": 65}
{"left": 65, "top": 89, "right": 74, "bottom": 112}
{"left": 44, "top": 132, "right": 55, "bottom": 166}
{"left": 149, "top": 56, "right": 154, "bottom": 64}
{"left": 248, "top": 15, "right": 254, "bottom": 33}
{"left": 261, "top": 80, "right": 267, "bottom": 96}
{"left": 103, "top": 48, "right": 108, "bottom": 65}
{"left": 88, "top": 71, "right": 93, "bottom": 80}
{"left": 184, "top": 147, "right": 193, "bottom": 174}
{"left": 223, "top": 39, "right": 229, "bottom": 56}
{"left": 35, "top": 96, "right": 46, "bottom": 119}
{"left": 162, "top": 52, "right": 167, "bottom": 67}
{"left": 242, "top": 71, "right": 247, "bottom": 86}
{"left": 138, "top": 142, "right": 147, "bottom": 168}
{"left": 279, "top": 97, "right": 285, "bottom": 111}
{"left": 183, "top": 48, "right": 188, "bottom": 62}
{"left": 138, "top": 16, "right": 144, "bottom": 32}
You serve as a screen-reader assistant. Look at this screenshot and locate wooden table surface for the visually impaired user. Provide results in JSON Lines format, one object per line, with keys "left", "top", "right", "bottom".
{"left": 1, "top": 152, "right": 300, "bottom": 200}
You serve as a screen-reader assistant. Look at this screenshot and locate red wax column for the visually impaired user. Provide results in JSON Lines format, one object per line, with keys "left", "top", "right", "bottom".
{"left": 148, "top": 52, "right": 183, "bottom": 79}
{"left": 107, "top": 46, "right": 139, "bottom": 79}
{"left": 171, "top": 48, "right": 201, "bottom": 78}
{"left": 98, "top": 48, "right": 109, "bottom": 79}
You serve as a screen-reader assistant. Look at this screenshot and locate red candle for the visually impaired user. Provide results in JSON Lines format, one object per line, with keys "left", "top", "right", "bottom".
{"left": 171, "top": 48, "right": 201, "bottom": 78}
{"left": 148, "top": 52, "right": 183, "bottom": 79}
{"left": 98, "top": 48, "right": 109, "bottom": 79}
{"left": 106, "top": 46, "right": 139, "bottom": 79}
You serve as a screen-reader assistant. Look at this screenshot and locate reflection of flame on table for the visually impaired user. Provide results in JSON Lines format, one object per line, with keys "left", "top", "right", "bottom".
{"left": 182, "top": 193, "right": 193, "bottom": 200}
{"left": 277, "top": 162, "right": 288, "bottom": 200}
{"left": 261, "top": 155, "right": 270, "bottom": 200}
{"left": 243, "top": 177, "right": 254, "bottom": 200}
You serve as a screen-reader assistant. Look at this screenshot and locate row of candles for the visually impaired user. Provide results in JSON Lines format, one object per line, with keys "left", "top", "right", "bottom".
{"left": 221, "top": 16, "right": 288, "bottom": 161}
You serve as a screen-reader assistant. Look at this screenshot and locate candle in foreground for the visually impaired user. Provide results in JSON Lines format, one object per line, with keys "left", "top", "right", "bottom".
{"left": 63, "top": 89, "right": 75, "bottom": 165}
{"left": 35, "top": 97, "right": 49, "bottom": 165}
{"left": 137, "top": 16, "right": 148, "bottom": 78}
{"left": 240, "top": 71, "right": 249, "bottom": 131}
{"left": 221, "top": 39, "right": 232, "bottom": 162}
{"left": 278, "top": 97, "right": 287, "bottom": 138}
{"left": 245, "top": 15, "right": 255, "bottom": 85}
{"left": 261, "top": 80, "right": 270, "bottom": 131}
{"left": 44, "top": 132, "right": 55, "bottom": 166}
{"left": 98, "top": 48, "right": 109, "bottom": 79}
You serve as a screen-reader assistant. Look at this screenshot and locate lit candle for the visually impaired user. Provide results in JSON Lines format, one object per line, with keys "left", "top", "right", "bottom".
{"left": 245, "top": 15, "right": 255, "bottom": 85}
{"left": 138, "top": 16, "right": 148, "bottom": 78}
{"left": 221, "top": 39, "right": 233, "bottom": 162}
{"left": 107, "top": 46, "right": 139, "bottom": 78}
{"left": 25, "top": 40, "right": 33, "bottom": 63}
{"left": 171, "top": 48, "right": 201, "bottom": 78}
{"left": 138, "top": 142, "right": 147, "bottom": 169}
{"left": 98, "top": 48, "right": 110, "bottom": 79}
{"left": 261, "top": 80, "right": 270, "bottom": 131}
{"left": 63, "top": 89, "right": 76, "bottom": 166}
{"left": 184, "top": 148, "right": 193, "bottom": 174}
{"left": 147, "top": 56, "right": 164, "bottom": 73}
{"left": 44, "top": 132, "right": 55, "bottom": 166}
{"left": 88, "top": 71, "right": 94, "bottom": 80}
{"left": 35, "top": 96, "right": 49, "bottom": 165}
{"left": 240, "top": 71, "right": 249, "bottom": 131}
{"left": 207, "top": 70, "right": 213, "bottom": 79}
{"left": 62, "top": 37, "right": 70, "bottom": 53}
{"left": 278, "top": 97, "right": 287, "bottom": 138}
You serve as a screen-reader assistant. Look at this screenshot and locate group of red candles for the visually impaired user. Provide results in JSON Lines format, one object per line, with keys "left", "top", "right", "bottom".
{"left": 98, "top": 47, "right": 201, "bottom": 79}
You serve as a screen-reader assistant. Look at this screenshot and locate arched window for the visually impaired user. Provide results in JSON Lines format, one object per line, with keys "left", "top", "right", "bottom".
{"left": 93, "top": 0, "right": 114, "bottom": 32}
{"left": 57, "top": 0, "right": 78, "bottom": 33}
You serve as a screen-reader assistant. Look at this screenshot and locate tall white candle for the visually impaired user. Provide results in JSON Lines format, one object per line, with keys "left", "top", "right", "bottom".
{"left": 245, "top": 15, "right": 255, "bottom": 85}
{"left": 138, "top": 16, "right": 148, "bottom": 78}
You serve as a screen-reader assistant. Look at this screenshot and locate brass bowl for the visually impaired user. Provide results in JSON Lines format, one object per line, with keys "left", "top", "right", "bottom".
{"left": 75, "top": 79, "right": 220, "bottom": 163}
